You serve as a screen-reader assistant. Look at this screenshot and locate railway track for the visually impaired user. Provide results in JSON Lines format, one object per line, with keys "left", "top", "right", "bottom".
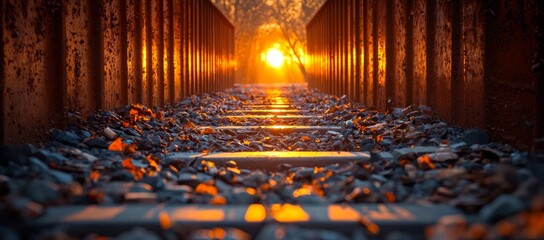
{"left": 1, "top": 84, "right": 542, "bottom": 239}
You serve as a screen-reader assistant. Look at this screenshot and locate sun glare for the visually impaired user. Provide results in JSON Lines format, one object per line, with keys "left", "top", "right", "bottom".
{"left": 266, "top": 47, "right": 285, "bottom": 69}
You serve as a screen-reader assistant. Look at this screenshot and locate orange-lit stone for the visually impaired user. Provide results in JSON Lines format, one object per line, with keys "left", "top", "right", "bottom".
{"left": 200, "top": 127, "right": 215, "bottom": 134}
{"left": 244, "top": 204, "right": 266, "bottom": 222}
{"left": 211, "top": 228, "right": 227, "bottom": 239}
{"left": 293, "top": 187, "right": 312, "bottom": 198}
{"left": 132, "top": 125, "right": 143, "bottom": 135}
{"left": 125, "top": 143, "right": 137, "bottom": 154}
{"left": 210, "top": 195, "right": 227, "bottom": 205}
{"left": 129, "top": 109, "right": 138, "bottom": 121}
{"left": 385, "top": 192, "right": 396, "bottom": 203}
{"left": 328, "top": 205, "right": 360, "bottom": 221}
{"left": 171, "top": 207, "right": 224, "bottom": 221}
{"left": 246, "top": 188, "right": 257, "bottom": 195}
{"left": 195, "top": 183, "right": 218, "bottom": 196}
{"left": 108, "top": 138, "right": 125, "bottom": 152}
{"left": 417, "top": 155, "right": 435, "bottom": 169}
{"left": 147, "top": 155, "right": 159, "bottom": 170}
{"left": 90, "top": 171, "right": 100, "bottom": 182}
{"left": 159, "top": 210, "right": 172, "bottom": 229}
{"left": 358, "top": 215, "right": 380, "bottom": 235}
{"left": 496, "top": 220, "right": 514, "bottom": 237}
{"left": 270, "top": 204, "right": 309, "bottom": 222}
{"left": 122, "top": 158, "right": 135, "bottom": 170}
{"left": 300, "top": 136, "right": 311, "bottom": 142}
{"left": 467, "top": 223, "right": 487, "bottom": 239}
{"left": 526, "top": 211, "right": 544, "bottom": 237}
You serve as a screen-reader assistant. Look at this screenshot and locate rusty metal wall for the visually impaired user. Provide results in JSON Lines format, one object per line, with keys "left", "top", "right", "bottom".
{"left": 307, "top": 0, "right": 543, "bottom": 149}
{"left": 1, "top": 0, "right": 235, "bottom": 144}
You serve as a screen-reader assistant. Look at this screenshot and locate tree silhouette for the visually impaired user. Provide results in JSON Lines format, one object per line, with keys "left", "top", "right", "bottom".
{"left": 211, "top": 0, "right": 325, "bottom": 83}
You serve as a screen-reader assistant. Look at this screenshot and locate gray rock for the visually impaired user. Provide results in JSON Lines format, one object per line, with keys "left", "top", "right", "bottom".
{"left": 29, "top": 157, "right": 49, "bottom": 172}
{"left": 162, "top": 183, "right": 192, "bottom": 194}
{"left": 345, "top": 119, "right": 354, "bottom": 128}
{"left": 178, "top": 173, "right": 211, "bottom": 188}
{"left": 23, "top": 180, "right": 60, "bottom": 204}
{"left": 511, "top": 152, "right": 529, "bottom": 165}
{"left": 450, "top": 142, "right": 467, "bottom": 150}
{"left": 84, "top": 137, "right": 109, "bottom": 148}
{"left": 424, "top": 168, "right": 466, "bottom": 180}
{"left": 51, "top": 129, "right": 81, "bottom": 145}
{"left": 379, "top": 138, "right": 393, "bottom": 146}
{"left": 395, "top": 184, "right": 409, "bottom": 201}
{"left": 460, "top": 128, "right": 490, "bottom": 145}
{"left": 277, "top": 163, "right": 292, "bottom": 171}
{"left": 226, "top": 160, "right": 238, "bottom": 168}
{"left": 370, "top": 174, "right": 388, "bottom": 183}
{"left": 141, "top": 176, "right": 164, "bottom": 190}
{"left": 100, "top": 182, "right": 153, "bottom": 202}
{"left": 450, "top": 194, "right": 485, "bottom": 213}
{"left": 292, "top": 167, "right": 314, "bottom": 180}
{"left": 479, "top": 194, "right": 525, "bottom": 222}
{"left": 227, "top": 187, "right": 259, "bottom": 204}
{"left": 3, "top": 195, "right": 44, "bottom": 219}
{"left": 242, "top": 171, "right": 268, "bottom": 188}
{"left": 483, "top": 163, "right": 497, "bottom": 173}
{"left": 404, "top": 164, "right": 418, "bottom": 179}
{"left": 392, "top": 108, "right": 405, "bottom": 118}
{"left": 48, "top": 169, "right": 73, "bottom": 184}
{"left": 378, "top": 151, "right": 395, "bottom": 162}
{"left": 36, "top": 150, "right": 69, "bottom": 166}
{"left": 80, "top": 152, "right": 99, "bottom": 162}
{"left": 0, "top": 175, "right": 10, "bottom": 196}
{"left": 160, "top": 192, "right": 191, "bottom": 204}
{"left": 124, "top": 192, "right": 157, "bottom": 203}
{"left": 0, "top": 144, "right": 36, "bottom": 166}
{"left": 297, "top": 195, "right": 327, "bottom": 204}
{"left": 414, "top": 179, "right": 439, "bottom": 195}
{"left": 0, "top": 227, "right": 19, "bottom": 240}
{"left": 394, "top": 146, "right": 439, "bottom": 156}
{"left": 215, "top": 179, "right": 233, "bottom": 192}
{"left": 360, "top": 142, "right": 374, "bottom": 151}
{"left": 263, "top": 192, "right": 283, "bottom": 204}
{"left": 116, "top": 228, "right": 161, "bottom": 240}
{"left": 428, "top": 151, "right": 458, "bottom": 162}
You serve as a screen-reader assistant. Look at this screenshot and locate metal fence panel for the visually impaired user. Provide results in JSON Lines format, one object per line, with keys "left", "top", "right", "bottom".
{"left": 1, "top": 0, "right": 235, "bottom": 144}
{"left": 307, "top": 0, "right": 542, "bottom": 149}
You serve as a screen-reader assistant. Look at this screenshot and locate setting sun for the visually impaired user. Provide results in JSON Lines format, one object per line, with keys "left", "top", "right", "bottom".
{"left": 265, "top": 47, "right": 285, "bottom": 68}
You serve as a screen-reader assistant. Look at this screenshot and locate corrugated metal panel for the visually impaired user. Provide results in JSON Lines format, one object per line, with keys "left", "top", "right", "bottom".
{"left": 307, "top": 0, "right": 542, "bottom": 149}
{"left": 2, "top": 0, "right": 65, "bottom": 144}
{"left": 483, "top": 0, "right": 540, "bottom": 148}
{"left": 391, "top": 0, "right": 408, "bottom": 107}
{"left": 1, "top": 0, "right": 235, "bottom": 144}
